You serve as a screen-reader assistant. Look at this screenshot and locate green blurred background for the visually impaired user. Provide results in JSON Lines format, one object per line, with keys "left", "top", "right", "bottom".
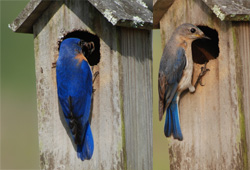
{"left": 1, "top": 0, "right": 39, "bottom": 169}
{"left": 1, "top": 1, "right": 169, "bottom": 169}
{"left": 153, "top": 30, "right": 170, "bottom": 170}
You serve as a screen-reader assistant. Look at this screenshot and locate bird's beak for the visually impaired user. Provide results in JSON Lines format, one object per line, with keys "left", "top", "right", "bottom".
{"left": 201, "top": 34, "right": 211, "bottom": 40}
{"left": 195, "top": 34, "right": 211, "bottom": 40}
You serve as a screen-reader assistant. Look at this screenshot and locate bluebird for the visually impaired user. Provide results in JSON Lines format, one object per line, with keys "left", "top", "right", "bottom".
{"left": 56, "top": 38, "right": 95, "bottom": 160}
{"left": 158, "top": 23, "right": 210, "bottom": 141}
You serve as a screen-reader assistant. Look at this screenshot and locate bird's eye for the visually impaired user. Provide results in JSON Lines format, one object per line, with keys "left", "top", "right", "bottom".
{"left": 190, "top": 28, "right": 196, "bottom": 33}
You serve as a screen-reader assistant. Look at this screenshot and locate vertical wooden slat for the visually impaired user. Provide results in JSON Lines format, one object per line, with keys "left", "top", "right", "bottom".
{"left": 120, "top": 28, "right": 153, "bottom": 170}
{"left": 234, "top": 21, "right": 250, "bottom": 169}
{"left": 158, "top": 0, "right": 248, "bottom": 169}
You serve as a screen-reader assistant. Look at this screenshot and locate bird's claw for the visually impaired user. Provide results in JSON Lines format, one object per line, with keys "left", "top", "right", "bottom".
{"left": 198, "top": 79, "right": 205, "bottom": 86}
{"left": 200, "top": 65, "right": 210, "bottom": 77}
{"left": 92, "top": 71, "right": 99, "bottom": 84}
{"left": 194, "top": 63, "right": 210, "bottom": 88}
{"left": 52, "top": 62, "right": 57, "bottom": 68}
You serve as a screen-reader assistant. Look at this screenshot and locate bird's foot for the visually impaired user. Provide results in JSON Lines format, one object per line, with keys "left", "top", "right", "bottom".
{"left": 93, "top": 71, "right": 99, "bottom": 84}
{"left": 52, "top": 62, "right": 57, "bottom": 68}
{"left": 194, "top": 62, "right": 210, "bottom": 88}
{"left": 189, "top": 86, "right": 195, "bottom": 93}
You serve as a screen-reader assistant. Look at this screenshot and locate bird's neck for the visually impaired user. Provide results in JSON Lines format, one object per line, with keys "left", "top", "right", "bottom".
{"left": 178, "top": 37, "right": 193, "bottom": 49}
{"left": 176, "top": 37, "right": 194, "bottom": 64}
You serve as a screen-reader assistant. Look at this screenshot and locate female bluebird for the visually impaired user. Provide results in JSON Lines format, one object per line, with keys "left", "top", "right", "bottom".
{"left": 56, "top": 38, "right": 95, "bottom": 160}
{"left": 158, "top": 23, "right": 209, "bottom": 141}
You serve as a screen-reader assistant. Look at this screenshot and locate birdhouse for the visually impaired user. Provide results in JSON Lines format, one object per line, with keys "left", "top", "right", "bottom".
{"left": 154, "top": 0, "right": 250, "bottom": 169}
{"left": 9, "top": 1, "right": 153, "bottom": 169}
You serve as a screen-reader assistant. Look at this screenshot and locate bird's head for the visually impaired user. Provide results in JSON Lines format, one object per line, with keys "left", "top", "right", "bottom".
{"left": 79, "top": 40, "right": 95, "bottom": 61}
{"left": 175, "top": 23, "right": 210, "bottom": 41}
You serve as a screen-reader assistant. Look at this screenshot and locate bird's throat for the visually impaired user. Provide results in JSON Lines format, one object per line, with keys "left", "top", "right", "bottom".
{"left": 75, "top": 53, "right": 88, "bottom": 65}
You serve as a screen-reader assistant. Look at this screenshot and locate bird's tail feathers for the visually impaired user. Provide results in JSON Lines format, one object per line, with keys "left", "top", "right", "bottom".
{"left": 164, "top": 107, "right": 173, "bottom": 137}
{"left": 171, "top": 100, "right": 183, "bottom": 141}
{"left": 77, "top": 121, "right": 94, "bottom": 161}
{"left": 164, "top": 95, "right": 183, "bottom": 141}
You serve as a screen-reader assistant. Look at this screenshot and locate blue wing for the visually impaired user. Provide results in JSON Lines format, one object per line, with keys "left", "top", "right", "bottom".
{"left": 56, "top": 38, "right": 94, "bottom": 160}
{"left": 158, "top": 47, "right": 186, "bottom": 140}
{"left": 158, "top": 47, "right": 186, "bottom": 119}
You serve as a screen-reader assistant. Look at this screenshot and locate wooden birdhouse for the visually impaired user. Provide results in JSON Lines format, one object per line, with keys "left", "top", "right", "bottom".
{"left": 154, "top": 0, "right": 250, "bottom": 169}
{"left": 9, "top": 0, "right": 153, "bottom": 169}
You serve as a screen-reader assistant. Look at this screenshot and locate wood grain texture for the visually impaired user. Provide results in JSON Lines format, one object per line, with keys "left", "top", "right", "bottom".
{"left": 120, "top": 28, "right": 153, "bottom": 170}
{"left": 201, "top": 0, "right": 250, "bottom": 21}
{"left": 9, "top": 0, "right": 152, "bottom": 33}
{"left": 159, "top": 0, "right": 249, "bottom": 169}
{"left": 153, "top": 0, "right": 250, "bottom": 29}
{"left": 8, "top": 0, "right": 52, "bottom": 33}
{"left": 32, "top": 1, "right": 152, "bottom": 169}
{"left": 153, "top": 0, "right": 174, "bottom": 28}
{"left": 233, "top": 21, "right": 250, "bottom": 169}
{"left": 88, "top": 0, "right": 153, "bottom": 29}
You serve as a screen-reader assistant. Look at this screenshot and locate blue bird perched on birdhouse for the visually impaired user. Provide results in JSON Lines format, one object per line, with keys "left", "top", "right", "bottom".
{"left": 56, "top": 38, "right": 95, "bottom": 161}
{"left": 158, "top": 23, "right": 210, "bottom": 141}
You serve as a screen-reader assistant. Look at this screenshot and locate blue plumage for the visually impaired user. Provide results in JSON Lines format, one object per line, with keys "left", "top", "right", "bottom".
{"left": 164, "top": 93, "right": 183, "bottom": 140}
{"left": 56, "top": 38, "right": 94, "bottom": 161}
{"left": 159, "top": 46, "right": 186, "bottom": 141}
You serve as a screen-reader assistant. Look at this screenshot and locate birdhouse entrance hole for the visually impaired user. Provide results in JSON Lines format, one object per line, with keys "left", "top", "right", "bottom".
{"left": 58, "top": 30, "right": 100, "bottom": 66}
{"left": 192, "top": 26, "right": 219, "bottom": 64}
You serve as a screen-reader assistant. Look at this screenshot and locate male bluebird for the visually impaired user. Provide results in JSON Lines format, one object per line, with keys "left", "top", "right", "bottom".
{"left": 158, "top": 23, "right": 210, "bottom": 141}
{"left": 56, "top": 38, "right": 95, "bottom": 160}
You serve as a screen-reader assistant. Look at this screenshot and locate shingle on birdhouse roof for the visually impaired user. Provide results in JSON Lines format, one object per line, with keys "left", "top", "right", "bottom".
{"left": 9, "top": 0, "right": 153, "bottom": 33}
{"left": 201, "top": 0, "right": 250, "bottom": 21}
{"left": 88, "top": 0, "right": 152, "bottom": 28}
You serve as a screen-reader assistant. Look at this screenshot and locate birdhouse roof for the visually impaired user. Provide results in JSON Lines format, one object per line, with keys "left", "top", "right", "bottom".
{"left": 9, "top": 0, "right": 153, "bottom": 33}
{"left": 153, "top": 0, "right": 250, "bottom": 28}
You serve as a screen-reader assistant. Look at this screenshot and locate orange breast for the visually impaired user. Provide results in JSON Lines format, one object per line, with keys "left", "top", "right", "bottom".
{"left": 74, "top": 53, "right": 88, "bottom": 65}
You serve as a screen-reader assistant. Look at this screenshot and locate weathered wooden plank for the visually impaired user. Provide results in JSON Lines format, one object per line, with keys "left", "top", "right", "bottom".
{"left": 8, "top": 0, "right": 52, "bottom": 33}
{"left": 120, "top": 28, "right": 153, "bottom": 170}
{"left": 153, "top": 0, "right": 250, "bottom": 29}
{"left": 88, "top": 0, "right": 153, "bottom": 29}
{"left": 153, "top": 0, "right": 174, "bottom": 28}
{"left": 202, "top": 0, "right": 250, "bottom": 21}
{"left": 9, "top": 0, "right": 152, "bottom": 34}
{"left": 32, "top": 0, "right": 152, "bottom": 169}
{"left": 233, "top": 21, "right": 250, "bottom": 169}
{"left": 159, "top": 0, "right": 248, "bottom": 169}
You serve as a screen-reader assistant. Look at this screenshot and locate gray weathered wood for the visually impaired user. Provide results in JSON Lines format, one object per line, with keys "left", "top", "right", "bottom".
{"left": 120, "top": 28, "right": 153, "bottom": 170}
{"left": 11, "top": 0, "right": 152, "bottom": 169}
{"left": 88, "top": 0, "right": 153, "bottom": 29}
{"left": 8, "top": 0, "right": 52, "bottom": 33}
{"left": 153, "top": 0, "right": 250, "bottom": 29}
{"left": 202, "top": 0, "right": 250, "bottom": 21}
{"left": 158, "top": 0, "right": 249, "bottom": 169}
{"left": 9, "top": 0, "right": 152, "bottom": 33}
{"left": 153, "top": 0, "right": 174, "bottom": 28}
{"left": 233, "top": 21, "right": 250, "bottom": 169}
